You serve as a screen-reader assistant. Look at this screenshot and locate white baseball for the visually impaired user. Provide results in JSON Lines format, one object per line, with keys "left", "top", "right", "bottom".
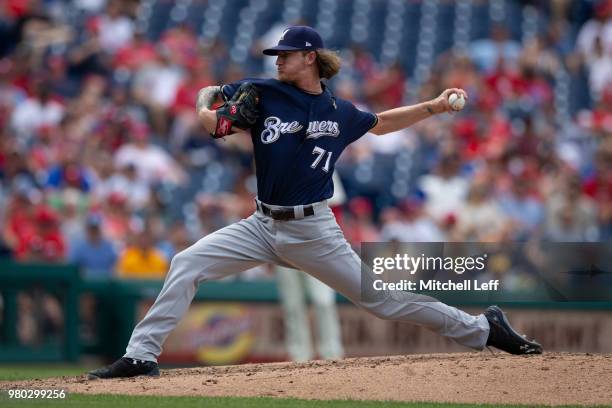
{"left": 448, "top": 93, "right": 465, "bottom": 111}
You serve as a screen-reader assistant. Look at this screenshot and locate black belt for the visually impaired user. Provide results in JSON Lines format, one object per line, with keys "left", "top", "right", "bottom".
{"left": 256, "top": 201, "right": 315, "bottom": 221}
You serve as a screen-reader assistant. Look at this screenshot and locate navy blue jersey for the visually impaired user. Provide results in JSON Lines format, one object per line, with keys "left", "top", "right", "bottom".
{"left": 222, "top": 78, "right": 377, "bottom": 206}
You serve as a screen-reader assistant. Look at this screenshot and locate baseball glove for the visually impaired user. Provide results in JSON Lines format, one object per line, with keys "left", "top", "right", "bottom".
{"left": 213, "top": 82, "right": 260, "bottom": 138}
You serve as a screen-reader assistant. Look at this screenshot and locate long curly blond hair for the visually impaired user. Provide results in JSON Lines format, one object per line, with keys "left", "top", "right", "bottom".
{"left": 315, "top": 49, "right": 341, "bottom": 79}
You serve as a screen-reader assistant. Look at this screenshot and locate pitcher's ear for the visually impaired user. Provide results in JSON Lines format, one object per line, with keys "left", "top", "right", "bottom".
{"left": 304, "top": 50, "right": 317, "bottom": 64}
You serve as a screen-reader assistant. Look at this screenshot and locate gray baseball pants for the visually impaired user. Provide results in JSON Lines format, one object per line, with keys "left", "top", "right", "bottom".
{"left": 125, "top": 200, "right": 490, "bottom": 362}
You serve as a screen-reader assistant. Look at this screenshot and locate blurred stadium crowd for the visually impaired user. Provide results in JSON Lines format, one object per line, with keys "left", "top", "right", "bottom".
{"left": 0, "top": 0, "right": 610, "bottom": 281}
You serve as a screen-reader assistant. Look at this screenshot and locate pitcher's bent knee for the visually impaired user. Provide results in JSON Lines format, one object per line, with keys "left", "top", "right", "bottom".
{"left": 168, "top": 246, "right": 212, "bottom": 280}
{"left": 169, "top": 249, "right": 197, "bottom": 270}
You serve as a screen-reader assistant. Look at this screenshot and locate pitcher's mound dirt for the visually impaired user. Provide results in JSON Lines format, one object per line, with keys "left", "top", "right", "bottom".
{"left": 3, "top": 353, "right": 612, "bottom": 406}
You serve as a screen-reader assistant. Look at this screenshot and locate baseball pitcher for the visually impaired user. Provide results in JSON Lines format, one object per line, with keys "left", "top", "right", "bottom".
{"left": 89, "top": 26, "right": 542, "bottom": 379}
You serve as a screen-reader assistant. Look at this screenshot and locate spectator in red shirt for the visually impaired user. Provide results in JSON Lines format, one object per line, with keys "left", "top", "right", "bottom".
{"left": 159, "top": 23, "right": 199, "bottom": 68}
{"left": 113, "top": 31, "right": 157, "bottom": 72}
{"left": 583, "top": 140, "right": 612, "bottom": 237}
{"left": 2, "top": 188, "right": 36, "bottom": 257}
{"left": 364, "top": 60, "right": 405, "bottom": 109}
{"left": 590, "top": 85, "right": 612, "bottom": 135}
{"left": 172, "top": 58, "right": 214, "bottom": 115}
{"left": 169, "top": 58, "right": 214, "bottom": 149}
{"left": 29, "top": 124, "right": 62, "bottom": 175}
{"left": 16, "top": 205, "right": 66, "bottom": 262}
{"left": 343, "top": 197, "right": 380, "bottom": 246}
{"left": 101, "top": 191, "right": 132, "bottom": 246}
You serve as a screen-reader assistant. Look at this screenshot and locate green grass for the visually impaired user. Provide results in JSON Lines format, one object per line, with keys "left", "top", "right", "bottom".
{"left": 0, "top": 365, "right": 91, "bottom": 380}
{"left": 0, "top": 394, "right": 608, "bottom": 408}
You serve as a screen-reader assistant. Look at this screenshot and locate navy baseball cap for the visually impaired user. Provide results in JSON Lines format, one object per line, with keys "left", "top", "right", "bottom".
{"left": 263, "top": 26, "right": 324, "bottom": 55}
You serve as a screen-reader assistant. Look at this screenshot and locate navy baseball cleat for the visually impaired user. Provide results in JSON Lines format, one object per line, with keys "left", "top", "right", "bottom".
{"left": 88, "top": 357, "right": 159, "bottom": 380}
{"left": 484, "top": 305, "right": 543, "bottom": 355}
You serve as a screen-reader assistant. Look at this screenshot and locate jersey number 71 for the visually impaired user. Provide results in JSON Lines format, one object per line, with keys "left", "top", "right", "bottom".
{"left": 310, "top": 146, "right": 332, "bottom": 173}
